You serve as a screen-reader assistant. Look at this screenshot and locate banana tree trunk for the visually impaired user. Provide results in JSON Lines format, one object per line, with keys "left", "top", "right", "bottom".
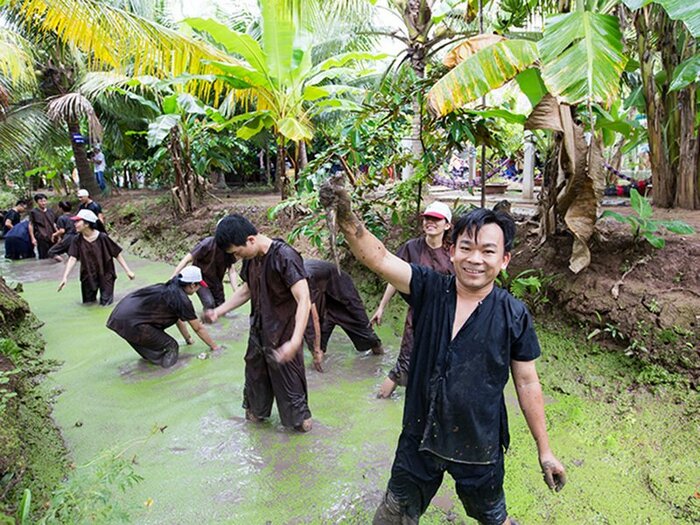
{"left": 167, "top": 126, "right": 197, "bottom": 215}
{"left": 675, "top": 86, "right": 699, "bottom": 209}
{"left": 67, "top": 119, "right": 99, "bottom": 195}
{"left": 635, "top": 13, "right": 674, "bottom": 207}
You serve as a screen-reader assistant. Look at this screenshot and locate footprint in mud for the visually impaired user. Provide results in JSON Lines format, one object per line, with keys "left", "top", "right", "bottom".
{"left": 118, "top": 352, "right": 195, "bottom": 382}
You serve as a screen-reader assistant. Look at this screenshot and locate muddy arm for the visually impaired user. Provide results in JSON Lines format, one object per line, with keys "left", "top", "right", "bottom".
{"left": 319, "top": 183, "right": 411, "bottom": 294}
{"left": 207, "top": 282, "right": 251, "bottom": 322}
{"left": 511, "top": 359, "right": 566, "bottom": 491}
{"left": 273, "top": 279, "right": 311, "bottom": 364}
{"left": 171, "top": 253, "right": 194, "bottom": 279}
{"left": 115, "top": 253, "right": 135, "bottom": 279}
{"left": 187, "top": 318, "right": 219, "bottom": 350}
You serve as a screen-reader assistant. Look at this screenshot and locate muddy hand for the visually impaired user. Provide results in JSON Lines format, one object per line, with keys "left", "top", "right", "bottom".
{"left": 319, "top": 173, "right": 353, "bottom": 223}
{"left": 541, "top": 460, "right": 566, "bottom": 492}
{"left": 312, "top": 349, "right": 324, "bottom": 373}
{"left": 202, "top": 309, "right": 217, "bottom": 324}
{"left": 57, "top": 279, "right": 67, "bottom": 292}
{"left": 273, "top": 340, "right": 299, "bottom": 364}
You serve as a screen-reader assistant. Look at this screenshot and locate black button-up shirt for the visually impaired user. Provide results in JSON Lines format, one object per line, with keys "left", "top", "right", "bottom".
{"left": 403, "top": 265, "right": 541, "bottom": 464}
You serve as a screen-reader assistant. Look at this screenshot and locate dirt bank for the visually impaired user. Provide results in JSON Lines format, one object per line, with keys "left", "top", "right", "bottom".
{"left": 0, "top": 277, "right": 67, "bottom": 520}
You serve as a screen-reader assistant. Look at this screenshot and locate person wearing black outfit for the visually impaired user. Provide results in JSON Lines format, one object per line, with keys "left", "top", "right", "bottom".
{"left": 107, "top": 266, "right": 221, "bottom": 368}
{"left": 2, "top": 199, "right": 28, "bottom": 237}
{"left": 321, "top": 182, "right": 566, "bottom": 525}
{"left": 77, "top": 189, "right": 105, "bottom": 226}
{"left": 57, "top": 209, "right": 134, "bottom": 305}
{"left": 303, "top": 259, "right": 383, "bottom": 372}
{"left": 28, "top": 193, "right": 56, "bottom": 259}
{"left": 205, "top": 214, "right": 313, "bottom": 432}
{"left": 48, "top": 201, "right": 77, "bottom": 261}
{"left": 171, "top": 236, "right": 238, "bottom": 310}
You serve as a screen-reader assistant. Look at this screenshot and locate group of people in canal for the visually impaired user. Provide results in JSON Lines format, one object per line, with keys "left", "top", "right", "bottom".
{"left": 3, "top": 183, "right": 566, "bottom": 524}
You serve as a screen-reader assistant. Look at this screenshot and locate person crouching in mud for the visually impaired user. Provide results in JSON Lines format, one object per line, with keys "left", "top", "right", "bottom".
{"left": 57, "top": 209, "right": 134, "bottom": 305}
{"left": 107, "top": 266, "right": 222, "bottom": 368}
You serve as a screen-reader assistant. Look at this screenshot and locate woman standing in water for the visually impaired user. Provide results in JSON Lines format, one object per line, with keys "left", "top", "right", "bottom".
{"left": 370, "top": 201, "right": 454, "bottom": 398}
{"left": 57, "top": 209, "right": 135, "bottom": 305}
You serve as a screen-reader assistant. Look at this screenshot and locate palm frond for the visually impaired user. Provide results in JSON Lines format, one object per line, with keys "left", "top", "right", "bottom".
{"left": 46, "top": 92, "right": 103, "bottom": 142}
{"left": 7, "top": 0, "right": 240, "bottom": 104}
{"left": 0, "top": 103, "right": 66, "bottom": 161}
{"left": 0, "top": 28, "right": 37, "bottom": 90}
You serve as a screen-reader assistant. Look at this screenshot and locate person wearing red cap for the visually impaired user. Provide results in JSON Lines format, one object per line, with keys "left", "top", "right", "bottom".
{"left": 370, "top": 201, "right": 454, "bottom": 398}
{"left": 106, "top": 266, "right": 221, "bottom": 367}
{"left": 57, "top": 209, "right": 135, "bottom": 305}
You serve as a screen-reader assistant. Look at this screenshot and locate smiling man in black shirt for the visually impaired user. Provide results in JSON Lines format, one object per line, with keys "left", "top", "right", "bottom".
{"left": 321, "top": 183, "right": 566, "bottom": 525}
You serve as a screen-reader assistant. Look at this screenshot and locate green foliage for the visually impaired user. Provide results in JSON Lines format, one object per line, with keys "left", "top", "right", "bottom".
{"left": 587, "top": 311, "right": 625, "bottom": 341}
{"left": 539, "top": 11, "right": 627, "bottom": 106}
{"left": 0, "top": 368, "right": 19, "bottom": 414}
{"left": 636, "top": 364, "right": 685, "bottom": 386}
{"left": 600, "top": 189, "right": 696, "bottom": 248}
{"left": 17, "top": 489, "right": 31, "bottom": 525}
{"left": 38, "top": 448, "right": 143, "bottom": 524}
{"left": 498, "top": 268, "right": 554, "bottom": 312}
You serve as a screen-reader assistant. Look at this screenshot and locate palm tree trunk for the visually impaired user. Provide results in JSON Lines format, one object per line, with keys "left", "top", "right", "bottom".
{"left": 67, "top": 120, "right": 99, "bottom": 195}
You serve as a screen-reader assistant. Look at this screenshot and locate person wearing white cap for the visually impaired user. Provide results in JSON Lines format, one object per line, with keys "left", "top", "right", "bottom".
{"left": 57, "top": 209, "right": 134, "bottom": 305}
{"left": 370, "top": 201, "right": 454, "bottom": 398}
{"left": 77, "top": 188, "right": 106, "bottom": 226}
{"left": 106, "top": 266, "right": 221, "bottom": 368}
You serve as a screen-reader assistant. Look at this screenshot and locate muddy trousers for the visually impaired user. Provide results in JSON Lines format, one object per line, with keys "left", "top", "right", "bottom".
{"left": 387, "top": 315, "right": 414, "bottom": 386}
{"left": 196, "top": 284, "right": 225, "bottom": 310}
{"left": 373, "top": 432, "right": 507, "bottom": 525}
{"left": 243, "top": 330, "right": 311, "bottom": 428}
{"left": 36, "top": 237, "right": 53, "bottom": 259}
{"left": 48, "top": 234, "right": 76, "bottom": 258}
{"left": 81, "top": 274, "right": 115, "bottom": 306}
{"left": 123, "top": 325, "right": 178, "bottom": 365}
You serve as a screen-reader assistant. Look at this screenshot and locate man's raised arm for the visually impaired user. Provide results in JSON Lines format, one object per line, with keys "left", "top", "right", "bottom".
{"left": 320, "top": 180, "right": 411, "bottom": 294}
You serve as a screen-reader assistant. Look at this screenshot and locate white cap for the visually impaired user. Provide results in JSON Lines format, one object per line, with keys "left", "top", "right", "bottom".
{"left": 179, "top": 266, "right": 207, "bottom": 286}
{"left": 71, "top": 209, "right": 98, "bottom": 223}
{"left": 77, "top": 189, "right": 89, "bottom": 197}
{"left": 422, "top": 202, "right": 452, "bottom": 223}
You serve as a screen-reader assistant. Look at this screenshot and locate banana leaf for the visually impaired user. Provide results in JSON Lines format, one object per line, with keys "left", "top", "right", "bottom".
{"left": 426, "top": 39, "right": 538, "bottom": 116}
{"left": 539, "top": 11, "right": 627, "bottom": 107}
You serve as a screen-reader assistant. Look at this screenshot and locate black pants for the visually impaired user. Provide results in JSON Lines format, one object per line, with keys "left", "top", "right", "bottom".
{"left": 374, "top": 432, "right": 507, "bottom": 525}
{"left": 120, "top": 324, "right": 178, "bottom": 365}
{"left": 48, "top": 233, "right": 76, "bottom": 258}
{"left": 243, "top": 329, "right": 311, "bottom": 428}
{"left": 196, "top": 284, "right": 225, "bottom": 310}
{"left": 81, "top": 274, "right": 115, "bottom": 306}
{"left": 36, "top": 237, "right": 53, "bottom": 259}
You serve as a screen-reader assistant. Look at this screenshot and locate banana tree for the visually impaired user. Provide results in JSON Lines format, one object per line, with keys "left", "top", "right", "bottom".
{"left": 186, "top": 6, "right": 383, "bottom": 199}
{"left": 425, "top": 5, "right": 628, "bottom": 272}
{"left": 623, "top": 0, "right": 700, "bottom": 209}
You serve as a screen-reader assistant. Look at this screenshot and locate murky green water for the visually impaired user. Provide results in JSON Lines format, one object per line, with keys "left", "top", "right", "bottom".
{"left": 2, "top": 253, "right": 698, "bottom": 524}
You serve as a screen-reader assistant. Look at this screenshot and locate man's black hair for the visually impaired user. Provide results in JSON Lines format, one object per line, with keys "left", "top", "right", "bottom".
{"left": 34, "top": 193, "right": 47, "bottom": 202}
{"left": 215, "top": 214, "right": 257, "bottom": 248}
{"left": 58, "top": 201, "right": 72, "bottom": 212}
{"left": 452, "top": 208, "right": 516, "bottom": 252}
{"left": 15, "top": 199, "right": 29, "bottom": 207}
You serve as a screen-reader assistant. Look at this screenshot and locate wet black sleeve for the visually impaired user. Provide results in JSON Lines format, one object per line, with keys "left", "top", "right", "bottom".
{"left": 177, "top": 297, "right": 197, "bottom": 322}
{"left": 510, "top": 302, "right": 541, "bottom": 362}
{"left": 276, "top": 244, "right": 307, "bottom": 289}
